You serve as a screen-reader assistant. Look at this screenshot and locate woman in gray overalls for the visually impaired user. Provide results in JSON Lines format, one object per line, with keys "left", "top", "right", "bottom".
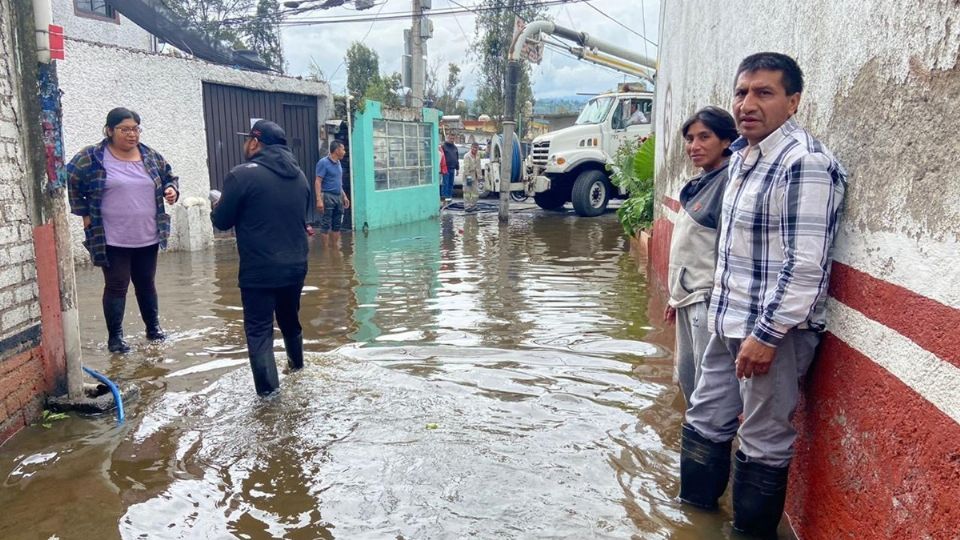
{"left": 664, "top": 107, "right": 738, "bottom": 405}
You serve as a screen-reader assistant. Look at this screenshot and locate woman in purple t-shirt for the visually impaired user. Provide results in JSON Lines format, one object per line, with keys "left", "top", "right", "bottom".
{"left": 66, "top": 108, "right": 179, "bottom": 353}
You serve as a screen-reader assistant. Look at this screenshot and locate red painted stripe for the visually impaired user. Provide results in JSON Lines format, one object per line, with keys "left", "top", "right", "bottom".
{"left": 788, "top": 334, "right": 960, "bottom": 540}
{"left": 650, "top": 217, "right": 673, "bottom": 289}
{"left": 662, "top": 195, "right": 681, "bottom": 213}
{"left": 33, "top": 223, "right": 65, "bottom": 394}
{"left": 829, "top": 262, "right": 960, "bottom": 369}
{"left": 654, "top": 199, "right": 960, "bottom": 369}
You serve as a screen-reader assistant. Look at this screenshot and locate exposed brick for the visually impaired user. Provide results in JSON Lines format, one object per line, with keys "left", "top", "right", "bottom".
{"left": 0, "top": 371, "right": 19, "bottom": 397}
{"left": 0, "top": 348, "right": 35, "bottom": 376}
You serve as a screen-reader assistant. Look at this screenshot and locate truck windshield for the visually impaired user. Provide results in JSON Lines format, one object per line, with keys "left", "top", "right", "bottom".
{"left": 575, "top": 97, "right": 614, "bottom": 125}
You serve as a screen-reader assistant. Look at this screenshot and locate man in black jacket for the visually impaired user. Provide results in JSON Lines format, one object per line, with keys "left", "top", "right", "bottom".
{"left": 211, "top": 120, "right": 311, "bottom": 396}
{"left": 440, "top": 133, "right": 460, "bottom": 203}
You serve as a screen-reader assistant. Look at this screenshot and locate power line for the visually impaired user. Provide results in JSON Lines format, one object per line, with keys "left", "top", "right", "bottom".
{"left": 639, "top": 0, "right": 650, "bottom": 57}
{"left": 582, "top": 0, "right": 656, "bottom": 48}
{"left": 327, "top": 0, "right": 391, "bottom": 85}
{"left": 273, "top": 0, "right": 590, "bottom": 26}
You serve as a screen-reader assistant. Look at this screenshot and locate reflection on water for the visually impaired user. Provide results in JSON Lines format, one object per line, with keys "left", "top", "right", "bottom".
{"left": 0, "top": 210, "right": 759, "bottom": 539}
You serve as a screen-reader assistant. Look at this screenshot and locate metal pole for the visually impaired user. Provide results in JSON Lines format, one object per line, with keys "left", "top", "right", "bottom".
{"left": 410, "top": 0, "right": 424, "bottom": 108}
{"left": 499, "top": 0, "right": 519, "bottom": 222}
{"left": 346, "top": 94, "right": 356, "bottom": 231}
{"left": 499, "top": 59, "right": 520, "bottom": 222}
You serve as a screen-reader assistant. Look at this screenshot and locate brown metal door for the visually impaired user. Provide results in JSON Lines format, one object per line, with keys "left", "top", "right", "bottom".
{"left": 202, "top": 83, "right": 319, "bottom": 193}
{"left": 283, "top": 102, "right": 321, "bottom": 223}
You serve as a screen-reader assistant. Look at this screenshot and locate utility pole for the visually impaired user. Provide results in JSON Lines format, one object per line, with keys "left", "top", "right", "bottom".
{"left": 499, "top": 0, "right": 520, "bottom": 222}
{"left": 410, "top": 0, "right": 425, "bottom": 108}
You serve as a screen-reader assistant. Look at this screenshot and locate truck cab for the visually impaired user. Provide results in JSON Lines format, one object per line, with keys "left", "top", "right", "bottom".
{"left": 525, "top": 88, "right": 653, "bottom": 216}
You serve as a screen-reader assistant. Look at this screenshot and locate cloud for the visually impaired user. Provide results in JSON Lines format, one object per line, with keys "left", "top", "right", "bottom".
{"left": 281, "top": 0, "right": 659, "bottom": 100}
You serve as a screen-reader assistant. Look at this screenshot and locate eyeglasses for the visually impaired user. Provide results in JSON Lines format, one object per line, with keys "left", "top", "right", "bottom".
{"left": 115, "top": 126, "right": 143, "bottom": 135}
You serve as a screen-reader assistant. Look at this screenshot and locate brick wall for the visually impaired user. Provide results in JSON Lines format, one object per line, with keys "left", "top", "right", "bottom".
{"left": 0, "top": 0, "right": 49, "bottom": 444}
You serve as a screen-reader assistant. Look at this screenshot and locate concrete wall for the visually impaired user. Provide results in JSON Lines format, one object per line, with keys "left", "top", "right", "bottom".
{"left": 652, "top": 2, "right": 960, "bottom": 538}
{"left": 55, "top": 37, "right": 332, "bottom": 262}
{"left": 0, "top": 0, "right": 67, "bottom": 444}
{"left": 52, "top": 0, "right": 153, "bottom": 51}
{"left": 351, "top": 102, "right": 441, "bottom": 231}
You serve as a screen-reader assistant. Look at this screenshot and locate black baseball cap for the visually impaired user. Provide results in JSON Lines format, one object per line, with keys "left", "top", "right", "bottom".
{"left": 237, "top": 119, "right": 287, "bottom": 146}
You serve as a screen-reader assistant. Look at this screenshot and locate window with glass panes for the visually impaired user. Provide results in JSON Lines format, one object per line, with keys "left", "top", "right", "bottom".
{"left": 75, "top": 0, "right": 116, "bottom": 19}
{"left": 372, "top": 120, "right": 432, "bottom": 191}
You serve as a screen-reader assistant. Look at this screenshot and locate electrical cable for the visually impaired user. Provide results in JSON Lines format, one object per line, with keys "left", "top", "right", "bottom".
{"left": 271, "top": 0, "right": 590, "bottom": 27}
{"left": 582, "top": 0, "right": 657, "bottom": 48}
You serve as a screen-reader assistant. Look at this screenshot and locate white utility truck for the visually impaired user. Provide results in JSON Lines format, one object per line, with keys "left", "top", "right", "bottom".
{"left": 524, "top": 83, "right": 653, "bottom": 216}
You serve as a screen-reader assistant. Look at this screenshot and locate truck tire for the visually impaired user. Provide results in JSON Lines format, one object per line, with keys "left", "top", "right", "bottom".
{"left": 571, "top": 170, "right": 610, "bottom": 217}
{"left": 534, "top": 188, "right": 567, "bottom": 211}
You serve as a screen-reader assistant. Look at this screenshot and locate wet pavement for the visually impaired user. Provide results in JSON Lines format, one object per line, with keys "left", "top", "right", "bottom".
{"left": 1, "top": 207, "right": 764, "bottom": 539}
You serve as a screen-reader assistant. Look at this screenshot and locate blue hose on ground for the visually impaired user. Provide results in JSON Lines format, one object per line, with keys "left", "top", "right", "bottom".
{"left": 82, "top": 366, "right": 125, "bottom": 424}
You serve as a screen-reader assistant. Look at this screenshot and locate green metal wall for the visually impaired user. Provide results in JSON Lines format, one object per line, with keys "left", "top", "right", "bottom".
{"left": 351, "top": 101, "right": 441, "bottom": 231}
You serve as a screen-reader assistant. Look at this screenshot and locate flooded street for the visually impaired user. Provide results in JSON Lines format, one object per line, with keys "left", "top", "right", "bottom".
{"left": 1, "top": 209, "right": 745, "bottom": 539}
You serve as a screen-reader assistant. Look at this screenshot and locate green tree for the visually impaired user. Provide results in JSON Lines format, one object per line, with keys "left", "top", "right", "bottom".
{"left": 245, "top": 0, "right": 284, "bottom": 71}
{"left": 471, "top": 0, "right": 548, "bottom": 127}
{"left": 161, "top": 0, "right": 251, "bottom": 47}
{"left": 426, "top": 61, "right": 467, "bottom": 116}
{"left": 346, "top": 42, "right": 381, "bottom": 97}
{"left": 365, "top": 72, "right": 404, "bottom": 108}
{"left": 161, "top": 0, "right": 285, "bottom": 72}
{"left": 346, "top": 42, "right": 404, "bottom": 107}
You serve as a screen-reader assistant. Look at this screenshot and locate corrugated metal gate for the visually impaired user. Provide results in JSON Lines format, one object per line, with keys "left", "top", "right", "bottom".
{"left": 202, "top": 82, "right": 319, "bottom": 199}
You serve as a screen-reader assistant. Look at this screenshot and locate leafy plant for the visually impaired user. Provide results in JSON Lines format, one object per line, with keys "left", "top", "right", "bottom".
{"left": 37, "top": 410, "right": 69, "bottom": 429}
{"left": 608, "top": 135, "right": 656, "bottom": 236}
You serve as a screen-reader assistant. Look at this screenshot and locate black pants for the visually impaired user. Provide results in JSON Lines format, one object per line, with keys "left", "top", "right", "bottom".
{"left": 240, "top": 283, "right": 304, "bottom": 357}
{"left": 102, "top": 244, "right": 159, "bottom": 299}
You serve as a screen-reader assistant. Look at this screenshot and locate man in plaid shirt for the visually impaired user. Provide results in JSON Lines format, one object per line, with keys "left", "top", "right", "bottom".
{"left": 679, "top": 53, "right": 847, "bottom": 537}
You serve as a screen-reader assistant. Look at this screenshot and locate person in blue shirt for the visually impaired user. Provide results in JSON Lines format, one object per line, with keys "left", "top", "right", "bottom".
{"left": 314, "top": 141, "right": 350, "bottom": 247}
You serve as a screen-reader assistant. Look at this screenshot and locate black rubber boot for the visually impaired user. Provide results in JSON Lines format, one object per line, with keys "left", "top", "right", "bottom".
{"left": 249, "top": 350, "right": 280, "bottom": 396}
{"left": 732, "top": 450, "right": 790, "bottom": 538}
{"left": 679, "top": 423, "right": 733, "bottom": 510}
{"left": 137, "top": 291, "right": 166, "bottom": 341}
{"left": 103, "top": 296, "right": 131, "bottom": 354}
{"left": 283, "top": 332, "right": 304, "bottom": 371}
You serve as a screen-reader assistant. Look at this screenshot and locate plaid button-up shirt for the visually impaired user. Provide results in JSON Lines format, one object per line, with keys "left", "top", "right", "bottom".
{"left": 708, "top": 118, "right": 847, "bottom": 347}
{"left": 67, "top": 140, "right": 179, "bottom": 267}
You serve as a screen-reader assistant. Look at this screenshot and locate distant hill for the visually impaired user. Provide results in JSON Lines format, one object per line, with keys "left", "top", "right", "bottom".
{"left": 533, "top": 95, "right": 592, "bottom": 115}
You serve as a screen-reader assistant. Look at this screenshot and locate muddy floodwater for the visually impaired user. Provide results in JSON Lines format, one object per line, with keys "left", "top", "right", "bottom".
{"left": 1, "top": 209, "right": 769, "bottom": 539}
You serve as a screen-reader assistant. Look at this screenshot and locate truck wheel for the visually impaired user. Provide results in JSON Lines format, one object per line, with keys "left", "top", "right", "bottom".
{"left": 534, "top": 188, "right": 566, "bottom": 210}
{"left": 571, "top": 170, "right": 610, "bottom": 217}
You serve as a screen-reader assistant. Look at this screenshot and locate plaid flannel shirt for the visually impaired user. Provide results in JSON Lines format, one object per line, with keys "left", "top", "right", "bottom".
{"left": 67, "top": 140, "right": 179, "bottom": 266}
{"left": 708, "top": 118, "right": 847, "bottom": 347}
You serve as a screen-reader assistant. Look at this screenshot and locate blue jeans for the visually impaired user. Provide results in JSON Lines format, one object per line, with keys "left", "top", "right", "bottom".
{"left": 441, "top": 171, "right": 456, "bottom": 199}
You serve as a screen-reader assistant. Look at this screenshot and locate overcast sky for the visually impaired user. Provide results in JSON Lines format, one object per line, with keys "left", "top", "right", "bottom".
{"left": 280, "top": 0, "right": 660, "bottom": 100}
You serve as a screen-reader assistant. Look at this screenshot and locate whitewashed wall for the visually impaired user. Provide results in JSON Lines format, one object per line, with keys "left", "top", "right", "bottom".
{"left": 654, "top": 0, "right": 960, "bottom": 305}
{"left": 52, "top": 0, "right": 153, "bottom": 52}
{"left": 57, "top": 38, "right": 332, "bottom": 261}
